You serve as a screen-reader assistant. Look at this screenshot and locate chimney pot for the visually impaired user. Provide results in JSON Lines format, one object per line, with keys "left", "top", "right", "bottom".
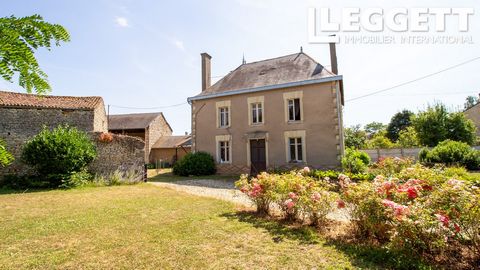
{"left": 201, "top": 53, "right": 212, "bottom": 91}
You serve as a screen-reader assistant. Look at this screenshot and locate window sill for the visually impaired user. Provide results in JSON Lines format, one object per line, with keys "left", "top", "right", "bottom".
{"left": 217, "top": 126, "right": 230, "bottom": 129}
{"left": 218, "top": 162, "right": 232, "bottom": 165}
{"left": 287, "top": 120, "right": 303, "bottom": 124}
{"left": 249, "top": 123, "right": 264, "bottom": 127}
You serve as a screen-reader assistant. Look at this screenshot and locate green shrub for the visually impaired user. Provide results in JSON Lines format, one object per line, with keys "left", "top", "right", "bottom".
{"left": 341, "top": 148, "right": 371, "bottom": 174}
{"left": 0, "top": 139, "right": 14, "bottom": 167}
{"left": 368, "top": 157, "right": 413, "bottom": 177}
{"left": 311, "top": 170, "right": 374, "bottom": 182}
{"left": 419, "top": 140, "right": 480, "bottom": 170}
{"left": 21, "top": 125, "right": 97, "bottom": 187}
{"left": 59, "top": 170, "right": 93, "bottom": 188}
{"left": 172, "top": 151, "right": 216, "bottom": 176}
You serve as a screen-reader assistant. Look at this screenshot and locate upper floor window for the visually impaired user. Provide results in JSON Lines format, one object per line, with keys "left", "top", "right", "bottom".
{"left": 219, "top": 107, "right": 229, "bottom": 127}
{"left": 289, "top": 137, "right": 303, "bottom": 162}
{"left": 251, "top": 103, "right": 263, "bottom": 124}
{"left": 288, "top": 98, "right": 301, "bottom": 121}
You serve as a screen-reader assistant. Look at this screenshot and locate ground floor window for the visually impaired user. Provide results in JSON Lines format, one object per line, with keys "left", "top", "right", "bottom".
{"left": 289, "top": 137, "right": 303, "bottom": 162}
{"left": 219, "top": 140, "right": 230, "bottom": 163}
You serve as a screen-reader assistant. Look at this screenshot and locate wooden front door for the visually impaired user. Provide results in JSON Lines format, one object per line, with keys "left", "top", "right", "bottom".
{"left": 250, "top": 139, "right": 266, "bottom": 176}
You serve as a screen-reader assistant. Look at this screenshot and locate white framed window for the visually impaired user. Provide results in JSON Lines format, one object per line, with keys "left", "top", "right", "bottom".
{"left": 287, "top": 98, "right": 301, "bottom": 121}
{"left": 219, "top": 140, "right": 230, "bottom": 163}
{"left": 216, "top": 100, "right": 231, "bottom": 128}
{"left": 219, "top": 107, "right": 229, "bottom": 127}
{"left": 247, "top": 96, "right": 264, "bottom": 126}
{"left": 283, "top": 91, "right": 303, "bottom": 123}
{"left": 288, "top": 137, "right": 303, "bottom": 162}
{"left": 251, "top": 103, "right": 263, "bottom": 124}
{"left": 284, "top": 130, "right": 306, "bottom": 163}
{"left": 215, "top": 135, "right": 232, "bottom": 164}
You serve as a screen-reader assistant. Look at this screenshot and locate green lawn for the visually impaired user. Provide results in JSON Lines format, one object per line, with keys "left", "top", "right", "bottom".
{"left": 0, "top": 184, "right": 431, "bottom": 269}
{"left": 148, "top": 168, "right": 238, "bottom": 182}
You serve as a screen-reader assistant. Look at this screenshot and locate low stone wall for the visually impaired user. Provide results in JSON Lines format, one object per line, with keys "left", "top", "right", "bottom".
{"left": 89, "top": 133, "right": 145, "bottom": 181}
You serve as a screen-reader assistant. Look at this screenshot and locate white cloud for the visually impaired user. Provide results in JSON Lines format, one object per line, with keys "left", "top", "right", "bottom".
{"left": 170, "top": 37, "right": 185, "bottom": 51}
{"left": 115, "top": 17, "right": 129, "bottom": 27}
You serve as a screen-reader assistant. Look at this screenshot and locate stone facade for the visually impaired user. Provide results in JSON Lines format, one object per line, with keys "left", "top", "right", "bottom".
{"left": 146, "top": 116, "right": 173, "bottom": 162}
{"left": 89, "top": 132, "right": 145, "bottom": 181}
{"left": 464, "top": 103, "right": 480, "bottom": 136}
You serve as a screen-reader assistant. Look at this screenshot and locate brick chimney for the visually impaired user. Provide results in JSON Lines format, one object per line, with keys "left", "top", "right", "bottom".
{"left": 329, "top": 41, "right": 338, "bottom": 75}
{"left": 201, "top": 53, "right": 212, "bottom": 91}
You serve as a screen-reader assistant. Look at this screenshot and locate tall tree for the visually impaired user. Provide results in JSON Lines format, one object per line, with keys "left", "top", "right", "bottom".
{"left": 464, "top": 95, "right": 479, "bottom": 110}
{"left": 344, "top": 125, "right": 367, "bottom": 149}
{"left": 0, "top": 15, "right": 70, "bottom": 94}
{"left": 364, "top": 121, "right": 386, "bottom": 138}
{"left": 412, "top": 103, "right": 476, "bottom": 147}
{"left": 386, "top": 110, "right": 414, "bottom": 142}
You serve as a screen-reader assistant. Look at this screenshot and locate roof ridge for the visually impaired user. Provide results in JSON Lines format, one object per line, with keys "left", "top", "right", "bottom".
{"left": 241, "top": 52, "right": 303, "bottom": 66}
{"left": 0, "top": 90, "right": 102, "bottom": 99}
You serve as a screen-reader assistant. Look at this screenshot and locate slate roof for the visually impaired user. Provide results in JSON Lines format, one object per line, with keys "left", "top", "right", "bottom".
{"left": 152, "top": 135, "right": 191, "bottom": 149}
{"left": 0, "top": 90, "right": 103, "bottom": 110}
{"left": 195, "top": 52, "right": 338, "bottom": 98}
{"left": 108, "top": 112, "right": 172, "bottom": 131}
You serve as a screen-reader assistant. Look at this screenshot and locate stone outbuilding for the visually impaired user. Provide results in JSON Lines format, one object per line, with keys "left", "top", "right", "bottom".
{"left": 150, "top": 135, "right": 191, "bottom": 166}
{"left": 108, "top": 112, "right": 173, "bottom": 163}
{"left": 0, "top": 90, "right": 108, "bottom": 175}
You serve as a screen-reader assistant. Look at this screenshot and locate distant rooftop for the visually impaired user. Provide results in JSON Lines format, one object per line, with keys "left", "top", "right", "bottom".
{"left": 0, "top": 90, "right": 103, "bottom": 110}
{"left": 195, "top": 52, "right": 338, "bottom": 98}
{"left": 152, "top": 135, "right": 191, "bottom": 149}
{"left": 108, "top": 112, "right": 171, "bottom": 131}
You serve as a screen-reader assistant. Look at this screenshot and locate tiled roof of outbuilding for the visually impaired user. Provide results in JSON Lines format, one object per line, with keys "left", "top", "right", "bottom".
{"left": 152, "top": 135, "right": 191, "bottom": 149}
{"left": 108, "top": 112, "right": 172, "bottom": 131}
{"left": 0, "top": 90, "right": 103, "bottom": 110}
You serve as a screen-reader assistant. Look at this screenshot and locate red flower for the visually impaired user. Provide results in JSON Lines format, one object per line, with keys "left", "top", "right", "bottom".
{"left": 454, "top": 223, "right": 461, "bottom": 233}
{"left": 406, "top": 187, "right": 418, "bottom": 199}
{"left": 337, "top": 199, "right": 346, "bottom": 209}
{"left": 435, "top": 214, "right": 450, "bottom": 227}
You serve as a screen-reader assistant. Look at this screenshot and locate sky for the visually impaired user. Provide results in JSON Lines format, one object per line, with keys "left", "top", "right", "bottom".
{"left": 1, "top": 0, "right": 479, "bottom": 134}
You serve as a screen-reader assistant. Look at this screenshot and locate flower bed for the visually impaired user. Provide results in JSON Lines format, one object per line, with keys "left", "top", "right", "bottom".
{"left": 235, "top": 160, "right": 480, "bottom": 266}
{"left": 235, "top": 168, "right": 338, "bottom": 225}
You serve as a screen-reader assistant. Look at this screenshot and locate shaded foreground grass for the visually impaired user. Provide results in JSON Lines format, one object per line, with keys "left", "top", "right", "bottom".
{"left": 1, "top": 184, "right": 432, "bottom": 269}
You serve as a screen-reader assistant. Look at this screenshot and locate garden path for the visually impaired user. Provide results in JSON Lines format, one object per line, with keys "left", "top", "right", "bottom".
{"left": 148, "top": 179, "right": 350, "bottom": 221}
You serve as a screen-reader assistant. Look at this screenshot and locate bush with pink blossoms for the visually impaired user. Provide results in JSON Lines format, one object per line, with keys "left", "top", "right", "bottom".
{"left": 236, "top": 170, "right": 338, "bottom": 225}
{"left": 340, "top": 165, "right": 480, "bottom": 259}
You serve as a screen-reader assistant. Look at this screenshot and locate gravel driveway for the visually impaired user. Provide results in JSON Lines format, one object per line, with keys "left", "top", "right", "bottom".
{"left": 148, "top": 179, "right": 350, "bottom": 221}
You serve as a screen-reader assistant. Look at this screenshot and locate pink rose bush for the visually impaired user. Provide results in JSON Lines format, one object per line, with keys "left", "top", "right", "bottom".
{"left": 340, "top": 163, "right": 480, "bottom": 256}
{"left": 236, "top": 171, "right": 338, "bottom": 225}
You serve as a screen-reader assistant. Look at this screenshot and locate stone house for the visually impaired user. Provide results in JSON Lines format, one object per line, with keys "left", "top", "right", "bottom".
{"left": 108, "top": 112, "right": 173, "bottom": 163}
{"left": 464, "top": 101, "right": 480, "bottom": 137}
{"left": 0, "top": 90, "right": 108, "bottom": 174}
{"left": 187, "top": 47, "right": 345, "bottom": 175}
{"left": 150, "top": 135, "right": 191, "bottom": 166}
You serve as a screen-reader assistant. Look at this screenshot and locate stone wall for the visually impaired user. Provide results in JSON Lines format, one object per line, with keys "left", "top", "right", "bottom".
{"left": 146, "top": 115, "right": 172, "bottom": 162}
{"left": 89, "top": 133, "right": 145, "bottom": 181}
{"left": 0, "top": 107, "right": 99, "bottom": 176}
{"left": 0, "top": 106, "right": 141, "bottom": 179}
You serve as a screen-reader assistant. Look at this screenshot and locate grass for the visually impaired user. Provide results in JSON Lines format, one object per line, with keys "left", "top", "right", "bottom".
{"left": 147, "top": 168, "right": 238, "bottom": 182}
{"left": 0, "top": 184, "right": 428, "bottom": 269}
